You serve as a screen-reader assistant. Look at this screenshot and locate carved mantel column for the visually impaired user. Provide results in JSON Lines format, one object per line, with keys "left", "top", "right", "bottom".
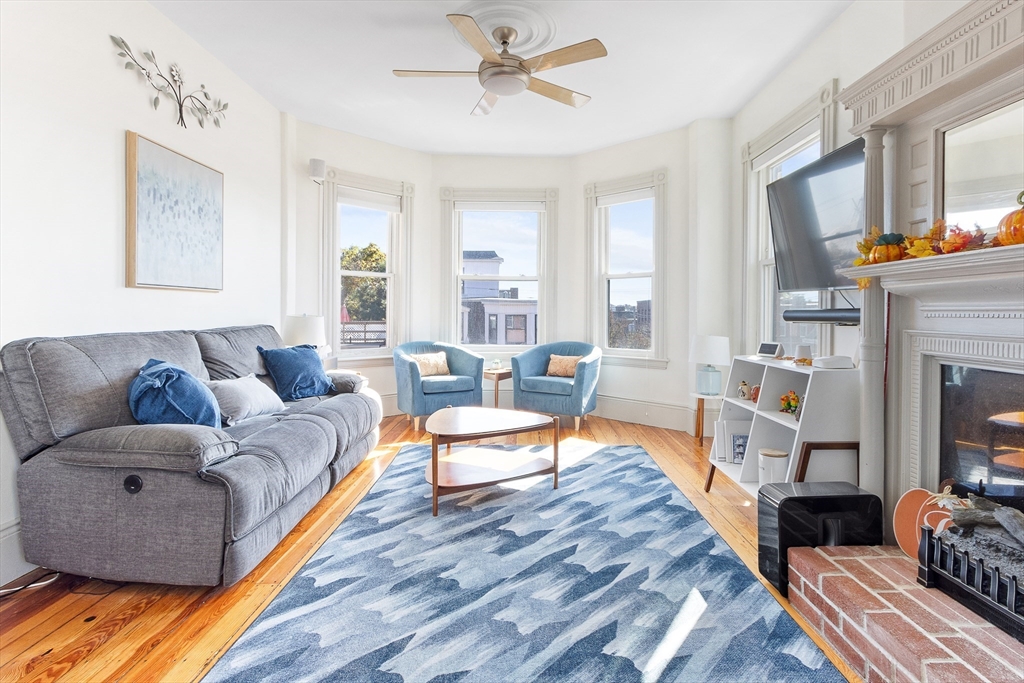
{"left": 859, "top": 128, "right": 887, "bottom": 501}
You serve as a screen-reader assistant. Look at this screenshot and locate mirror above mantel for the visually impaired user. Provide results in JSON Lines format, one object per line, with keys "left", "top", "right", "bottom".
{"left": 944, "top": 99, "right": 1024, "bottom": 235}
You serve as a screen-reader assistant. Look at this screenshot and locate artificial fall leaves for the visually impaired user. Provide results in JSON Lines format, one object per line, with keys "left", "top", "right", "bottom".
{"left": 853, "top": 219, "right": 992, "bottom": 288}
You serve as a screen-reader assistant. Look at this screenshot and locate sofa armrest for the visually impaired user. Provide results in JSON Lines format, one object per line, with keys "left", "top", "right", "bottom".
{"left": 511, "top": 346, "right": 549, "bottom": 381}
{"left": 444, "top": 345, "right": 484, "bottom": 379}
{"left": 327, "top": 369, "right": 368, "bottom": 394}
{"left": 49, "top": 425, "right": 238, "bottom": 472}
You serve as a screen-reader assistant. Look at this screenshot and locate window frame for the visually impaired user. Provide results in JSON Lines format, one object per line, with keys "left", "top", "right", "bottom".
{"left": 440, "top": 188, "right": 558, "bottom": 352}
{"left": 585, "top": 170, "right": 668, "bottom": 369}
{"left": 740, "top": 79, "right": 840, "bottom": 356}
{"left": 322, "top": 168, "right": 412, "bottom": 361}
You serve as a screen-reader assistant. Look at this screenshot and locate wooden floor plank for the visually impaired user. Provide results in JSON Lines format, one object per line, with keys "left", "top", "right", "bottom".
{"left": 0, "top": 414, "right": 858, "bottom": 683}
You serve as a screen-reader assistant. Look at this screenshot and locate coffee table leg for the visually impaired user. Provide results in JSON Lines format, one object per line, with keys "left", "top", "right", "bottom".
{"left": 432, "top": 435, "right": 439, "bottom": 516}
{"left": 552, "top": 416, "right": 559, "bottom": 489}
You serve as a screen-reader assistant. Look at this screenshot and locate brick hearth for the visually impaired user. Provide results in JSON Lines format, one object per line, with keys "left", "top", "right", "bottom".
{"left": 787, "top": 546, "right": 1024, "bottom": 682}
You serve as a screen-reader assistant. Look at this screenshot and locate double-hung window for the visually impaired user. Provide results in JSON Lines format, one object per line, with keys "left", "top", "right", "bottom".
{"left": 323, "top": 170, "right": 410, "bottom": 358}
{"left": 586, "top": 171, "right": 667, "bottom": 366}
{"left": 442, "top": 188, "right": 556, "bottom": 349}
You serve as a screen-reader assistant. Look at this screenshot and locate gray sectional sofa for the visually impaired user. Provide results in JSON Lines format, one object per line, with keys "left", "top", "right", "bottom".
{"left": 0, "top": 325, "right": 382, "bottom": 586}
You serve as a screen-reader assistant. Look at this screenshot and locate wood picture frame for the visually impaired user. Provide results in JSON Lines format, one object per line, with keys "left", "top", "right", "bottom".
{"left": 126, "top": 131, "right": 223, "bottom": 291}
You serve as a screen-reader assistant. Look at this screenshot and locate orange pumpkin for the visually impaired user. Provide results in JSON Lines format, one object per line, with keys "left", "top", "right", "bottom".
{"left": 868, "top": 243, "right": 904, "bottom": 264}
{"left": 997, "top": 190, "right": 1024, "bottom": 246}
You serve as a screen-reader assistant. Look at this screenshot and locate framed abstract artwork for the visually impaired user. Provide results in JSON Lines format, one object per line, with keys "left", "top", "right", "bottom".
{"left": 126, "top": 131, "right": 223, "bottom": 291}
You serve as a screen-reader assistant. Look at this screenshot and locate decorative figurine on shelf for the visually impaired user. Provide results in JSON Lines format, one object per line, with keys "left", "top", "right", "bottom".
{"left": 750, "top": 384, "right": 761, "bottom": 404}
{"left": 780, "top": 391, "right": 800, "bottom": 415}
{"left": 737, "top": 381, "right": 751, "bottom": 400}
{"left": 794, "top": 394, "right": 806, "bottom": 422}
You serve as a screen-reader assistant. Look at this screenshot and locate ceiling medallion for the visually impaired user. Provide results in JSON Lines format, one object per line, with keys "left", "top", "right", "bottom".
{"left": 451, "top": 1, "right": 556, "bottom": 58}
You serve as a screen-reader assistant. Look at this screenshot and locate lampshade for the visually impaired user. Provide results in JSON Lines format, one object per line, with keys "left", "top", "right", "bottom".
{"left": 284, "top": 314, "right": 327, "bottom": 347}
{"left": 688, "top": 335, "right": 732, "bottom": 366}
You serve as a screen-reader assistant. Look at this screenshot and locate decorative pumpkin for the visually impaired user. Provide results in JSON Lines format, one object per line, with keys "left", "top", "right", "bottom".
{"left": 868, "top": 232, "right": 906, "bottom": 264}
{"left": 996, "top": 190, "right": 1024, "bottom": 246}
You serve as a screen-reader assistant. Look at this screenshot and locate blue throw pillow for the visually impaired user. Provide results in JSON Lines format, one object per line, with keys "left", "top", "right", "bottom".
{"left": 129, "top": 359, "right": 220, "bottom": 427}
{"left": 257, "top": 345, "right": 333, "bottom": 401}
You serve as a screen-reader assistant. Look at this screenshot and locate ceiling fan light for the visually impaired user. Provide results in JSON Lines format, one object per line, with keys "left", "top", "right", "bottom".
{"left": 483, "top": 74, "right": 528, "bottom": 96}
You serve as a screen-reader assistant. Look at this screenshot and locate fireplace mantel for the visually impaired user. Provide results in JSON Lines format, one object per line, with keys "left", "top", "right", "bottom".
{"left": 837, "top": 244, "right": 1024, "bottom": 318}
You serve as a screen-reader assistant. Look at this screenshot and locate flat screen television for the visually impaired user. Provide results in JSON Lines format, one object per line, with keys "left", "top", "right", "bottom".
{"left": 767, "top": 138, "right": 865, "bottom": 292}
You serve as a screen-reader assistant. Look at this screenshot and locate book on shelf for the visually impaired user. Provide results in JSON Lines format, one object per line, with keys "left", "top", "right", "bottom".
{"left": 723, "top": 420, "right": 752, "bottom": 465}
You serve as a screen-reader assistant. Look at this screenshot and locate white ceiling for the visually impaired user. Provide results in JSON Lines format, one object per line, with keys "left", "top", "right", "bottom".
{"left": 151, "top": 0, "right": 852, "bottom": 156}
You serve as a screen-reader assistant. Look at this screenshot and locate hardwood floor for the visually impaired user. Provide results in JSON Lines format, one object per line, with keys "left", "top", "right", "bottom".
{"left": 0, "top": 415, "right": 858, "bottom": 682}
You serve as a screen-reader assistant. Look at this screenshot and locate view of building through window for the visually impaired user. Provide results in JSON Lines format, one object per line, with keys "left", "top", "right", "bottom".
{"left": 604, "top": 197, "right": 654, "bottom": 350}
{"left": 458, "top": 210, "right": 540, "bottom": 345}
{"left": 338, "top": 203, "right": 390, "bottom": 349}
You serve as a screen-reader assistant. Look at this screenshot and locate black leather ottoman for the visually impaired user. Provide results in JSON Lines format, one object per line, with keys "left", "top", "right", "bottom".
{"left": 758, "top": 481, "right": 883, "bottom": 597}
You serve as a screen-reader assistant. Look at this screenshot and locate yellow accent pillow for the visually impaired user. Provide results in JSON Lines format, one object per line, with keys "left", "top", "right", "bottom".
{"left": 547, "top": 354, "right": 583, "bottom": 377}
{"left": 410, "top": 351, "right": 450, "bottom": 377}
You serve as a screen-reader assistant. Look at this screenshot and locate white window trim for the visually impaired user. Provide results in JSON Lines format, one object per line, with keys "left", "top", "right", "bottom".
{"left": 440, "top": 187, "right": 558, "bottom": 351}
{"left": 740, "top": 79, "right": 839, "bottom": 355}
{"left": 322, "top": 167, "right": 413, "bottom": 363}
{"left": 584, "top": 169, "right": 668, "bottom": 369}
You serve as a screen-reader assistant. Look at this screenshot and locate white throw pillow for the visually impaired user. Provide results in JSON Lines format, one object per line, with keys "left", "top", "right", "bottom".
{"left": 410, "top": 351, "right": 450, "bottom": 377}
{"left": 204, "top": 374, "right": 286, "bottom": 426}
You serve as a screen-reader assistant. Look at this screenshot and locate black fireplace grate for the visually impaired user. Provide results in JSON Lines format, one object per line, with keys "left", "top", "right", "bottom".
{"left": 917, "top": 525, "right": 1024, "bottom": 643}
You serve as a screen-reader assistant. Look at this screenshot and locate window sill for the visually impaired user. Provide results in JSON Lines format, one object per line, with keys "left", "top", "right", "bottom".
{"left": 601, "top": 354, "right": 669, "bottom": 370}
{"left": 328, "top": 354, "right": 394, "bottom": 370}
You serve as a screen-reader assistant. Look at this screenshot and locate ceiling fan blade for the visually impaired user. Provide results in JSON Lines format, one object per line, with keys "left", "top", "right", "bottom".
{"left": 471, "top": 91, "right": 499, "bottom": 116}
{"left": 522, "top": 39, "right": 607, "bottom": 73}
{"left": 393, "top": 70, "right": 478, "bottom": 77}
{"left": 447, "top": 14, "right": 502, "bottom": 65}
{"left": 526, "top": 78, "right": 591, "bottom": 108}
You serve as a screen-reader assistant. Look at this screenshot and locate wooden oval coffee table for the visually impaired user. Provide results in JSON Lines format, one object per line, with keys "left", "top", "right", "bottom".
{"left": 424, "top": 407, "right": 559, "bottom": 516}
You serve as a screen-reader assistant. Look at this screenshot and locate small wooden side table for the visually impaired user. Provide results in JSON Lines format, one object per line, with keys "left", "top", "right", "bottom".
{"left": 483, "top": 367, "right": 513, "bottom": 408}
{"left": 690, "top": 392, "right": 723, "bottom": 442}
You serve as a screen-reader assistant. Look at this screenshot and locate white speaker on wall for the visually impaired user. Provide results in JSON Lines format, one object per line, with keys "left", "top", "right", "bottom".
{"left": 309, "top": 158, "right": 326, "bottom": 182}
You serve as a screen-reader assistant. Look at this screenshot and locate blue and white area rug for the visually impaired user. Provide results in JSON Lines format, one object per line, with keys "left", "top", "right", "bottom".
{"left": 206, "top": 441, "right": 844, "bottom": 682}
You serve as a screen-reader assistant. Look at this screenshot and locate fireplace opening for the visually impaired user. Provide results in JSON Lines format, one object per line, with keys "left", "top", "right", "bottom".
{"left": 940, "top": 364, "right": 1024, "bottom": 510}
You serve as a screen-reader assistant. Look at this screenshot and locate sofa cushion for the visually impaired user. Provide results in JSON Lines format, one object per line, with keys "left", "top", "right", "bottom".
{"left": 195, "top": 325, "right": 283, "bottom": 381}
{"left": 327, "top": 370, "right": 368, "bottom": 394}
{"left": 222, "top": 415, "right": 283, "bottom": 441}
{"left": 49, "top": 424, "right": 237, "bottom": 471}
{"left": 0, "top": 331, "right": 210, "bottom": 459}
{"left": 520, "top": 375, "right": 574, "bottom": 396}
{"left": 129, "top": 360, "right": 220, "bottom": 428}
{"left": 258, "top": 345, "right": 334, "bottom": 401}
{"left": 421, "top": 375, "right": 475, "bottom": 394}
{"left": 204, "top": 374, "right": 286, "bottom": 426}
{"left": 200, "top": 414, "right": 336, "bottom": 541}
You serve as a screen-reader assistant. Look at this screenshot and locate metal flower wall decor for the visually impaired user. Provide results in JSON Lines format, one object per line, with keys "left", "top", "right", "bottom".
{"left": 111, "top": 35, "right": 228, "bottom": 129}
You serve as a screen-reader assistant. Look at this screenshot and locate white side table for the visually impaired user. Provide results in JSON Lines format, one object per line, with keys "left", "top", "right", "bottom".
{"left": 690, "top": 392, "right": 723, "bottom": 442}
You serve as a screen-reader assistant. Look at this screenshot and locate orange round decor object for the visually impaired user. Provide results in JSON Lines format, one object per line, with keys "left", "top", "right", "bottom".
{"left": 893, "top": 488, "right": 932, "bottom": 558}
{"left": 996, "top": 191, "right": 1024, "bottom": 246}
{"left": 868, "top": 243, "right": 905, "bottom": 264}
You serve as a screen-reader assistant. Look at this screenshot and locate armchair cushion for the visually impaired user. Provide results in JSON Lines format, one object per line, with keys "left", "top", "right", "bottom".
{"left": 257, "top": 345, "right": 333, "bottom": 401}
{"left": 421, "top": 375, "right": 475, "bottom": 394}
{"left": 129, "top": 359, "right": 220, "bottom": 428}
{"left": 521, "top": 376, "right": 574, "bottom": 396}
{"left": 49, "top": 424, "right": 237, "bottom": 472}
{"left": 547, "top": 354, "right": 583, "bottom": 377}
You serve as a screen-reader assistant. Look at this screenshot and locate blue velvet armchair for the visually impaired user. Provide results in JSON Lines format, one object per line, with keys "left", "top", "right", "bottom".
{"left": 511, "top": 341, "right": 602, "bottom": 430}
{"left": 394, "top": 341, "right": 484, "bottom": 429}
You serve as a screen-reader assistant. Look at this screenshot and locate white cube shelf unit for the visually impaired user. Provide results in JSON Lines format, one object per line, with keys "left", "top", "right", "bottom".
{"left": 705, "top": 356, "right": 861, "bottom": 499}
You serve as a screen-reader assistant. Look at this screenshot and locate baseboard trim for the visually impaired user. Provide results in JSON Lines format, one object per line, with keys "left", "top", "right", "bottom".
{"left": 379, "top": 390, "right": 721, "bottom": 435}
{"left": 0, "top": 519, "right": 37, "bottom": 585}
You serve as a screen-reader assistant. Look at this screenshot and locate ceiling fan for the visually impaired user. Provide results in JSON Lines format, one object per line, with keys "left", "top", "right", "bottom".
{"left": 394, "top": 14, "right": 607, "bottom": 115}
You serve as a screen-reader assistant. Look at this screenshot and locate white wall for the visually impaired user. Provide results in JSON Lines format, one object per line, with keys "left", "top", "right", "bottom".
{"left": 0, "top": 0, "right": 282, "bottom": 583}
{"left": 730, "top": 0, "right": 970, "bottom": 356}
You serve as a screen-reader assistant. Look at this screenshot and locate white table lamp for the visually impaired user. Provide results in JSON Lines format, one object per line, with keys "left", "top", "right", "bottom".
{"left": 689, "top": 335, "right": 731, "bottom": 396}
{"left": 283, "top": 314, "right": 327, "bottom": 349}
